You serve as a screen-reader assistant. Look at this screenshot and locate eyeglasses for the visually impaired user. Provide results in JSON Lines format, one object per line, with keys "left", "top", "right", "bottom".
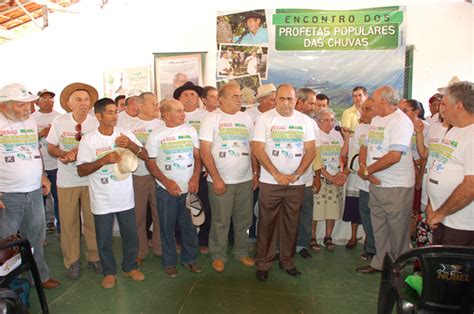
{"left": 39, "top": 98, "right": 54, "bottom": 102}
{"left": 75, "top": 124, "right": 82, "bottom": 141}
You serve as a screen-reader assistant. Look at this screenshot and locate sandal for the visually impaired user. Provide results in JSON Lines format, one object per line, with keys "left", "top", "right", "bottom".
{"left": 309, "top": 238, "right": 320, "bottom": 252}
{"left": 324, "top": 236, "right": 335, "bottom": 252}
{"left": 345, "top": 240, "right": 357, "bottom": 250}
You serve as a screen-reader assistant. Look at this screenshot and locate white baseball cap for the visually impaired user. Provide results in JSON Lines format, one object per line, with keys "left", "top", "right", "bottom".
{"left": 0, "top": 83, "right": 38, "bottom": 102}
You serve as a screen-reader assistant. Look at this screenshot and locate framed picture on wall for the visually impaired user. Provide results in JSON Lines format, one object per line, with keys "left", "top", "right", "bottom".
{"left": 103, "top": 66, "right": 152, "bottom": 99}
{"left": 153, "top": 52, "right": 206, "bottom": 100}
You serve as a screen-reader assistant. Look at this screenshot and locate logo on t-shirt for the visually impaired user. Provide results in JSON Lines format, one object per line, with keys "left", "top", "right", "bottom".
{"left": 101, "top": 178, "right": 109, "bottom": 184}
{"left": 165, "top": 165, "right": 171, "bottom": 171}
{"left": 272, "top": 150, "right": 279, "bottom": 157}
{"left": 4, "top": 156, "right": 14, "bottom": 163}
{"left": 219, "top": 152, "right": 226, "bottom": 158}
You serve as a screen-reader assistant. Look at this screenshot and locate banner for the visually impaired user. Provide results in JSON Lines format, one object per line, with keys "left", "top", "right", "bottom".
{"left": 216, "top": 6, "right": 406, "bottom": 115}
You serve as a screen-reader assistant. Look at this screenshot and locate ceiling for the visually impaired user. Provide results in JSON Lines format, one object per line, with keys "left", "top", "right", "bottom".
{"left": 0, "top": 0, "right": 79, "bottom": 39}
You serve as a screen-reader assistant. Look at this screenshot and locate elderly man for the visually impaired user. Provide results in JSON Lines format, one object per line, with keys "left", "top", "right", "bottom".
{"left": 201, "top": 86, "right": 219, "bottom": 112}
{"left": 427, "top": 81, "right": 474, "bottom": 246}
{"left": 200, "top": 84, "right": 257, "bottom": 273}
{"left": 356, "top": 86, "right": 414, "bottom": 274}
{"left": 117, "top": 90, "right": 141, "bottom": 127}
{"left": 246, "top": 83, "right": 276, "bottom": 125}
{"left": 77, "top": 97, "right": 148, "bottom": 289}
{"left": 145, "top": 99, "right": 202, "bottom": 277}
{"left": 0, "top": 83, "right": 60, "bottom": 289}
{"left": 47, "top": 82, "right": 101, "bottom": 279}
{"left": 173, "top": 81, "right": 211, "bottom": 253}
{"left": 253, "top": 84, "right": 316, "bottom": 281}
{"left": 341, "top": 86, "right": 368, "bottom": 132}
{"left": 294, "top": 87, "right": 320, "bottom": 258}
{"left": 125, "top": 92, "right": 164, "bottom": 264}
{"left": 32, "top": 89, "right": 61, "bottom": 234}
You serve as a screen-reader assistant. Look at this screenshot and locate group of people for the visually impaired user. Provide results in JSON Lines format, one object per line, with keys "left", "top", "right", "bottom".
{"left": 0, "top": 78, "right": 472, "bottom": 290}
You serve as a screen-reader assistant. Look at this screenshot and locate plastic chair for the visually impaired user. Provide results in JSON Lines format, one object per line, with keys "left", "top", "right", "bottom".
{"left": 0, "top": 237, "right": 49, "bottom": 314}
{"left": 378, "top": 245, "right": 474, "bottom": 314}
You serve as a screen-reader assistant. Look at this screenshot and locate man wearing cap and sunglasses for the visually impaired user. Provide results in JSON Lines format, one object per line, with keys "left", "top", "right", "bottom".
{"left": 46, "top": 82, "right": 102, "bottom": 280}
{"left": 0, "top": 83, "right": 60, "bottom": 289}
{"left": 32, "top": 89, "right": 61, "bottom": 235}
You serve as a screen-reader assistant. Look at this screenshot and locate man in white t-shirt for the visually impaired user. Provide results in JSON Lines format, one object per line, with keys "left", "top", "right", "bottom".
{"left": 356, "top": 86, "right": 415, "bottom": 274}
{"left": 253, "top": 84, "right": 316, "bottom": 281}
{"left": 427, "top": 81, "right": 474, "bottom": 246}
{"left": 173, "top": 81, "right": 212, "bottom": 254}
{"left": 0, "top": 83, "right": 60, "bottom": 289}
{"left": 218, "top": 51, "right": 233, "bottom": 76}
{"left": 244, "top": 50, "right": 258, "bottom": 75}
{"left": 32, "top": 89, "right": 60, "bottom": 234}
{"left": 47, "top": 82, "right": 101, "bottom": 279}
{"left": 77, "top": 97, "right": 148, "bottom": 289}
{"left": 125, "top": 92, "right": 164, "bottom": 264}
{"left": 201, "top": 86, "right": 219, "bottom": 112}
{"left": 200, "top": 84, "right": 257, "bottom": 273}
{"left": 145, "top": 99, "right": 203, "bottom": 277}
{"left": 117, "top": 90, "right": 141, "bottom": 128}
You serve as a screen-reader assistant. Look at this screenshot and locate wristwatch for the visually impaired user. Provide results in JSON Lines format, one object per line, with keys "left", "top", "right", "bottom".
{"left": 292, "top": 172, "right": 300, "bottom": 180}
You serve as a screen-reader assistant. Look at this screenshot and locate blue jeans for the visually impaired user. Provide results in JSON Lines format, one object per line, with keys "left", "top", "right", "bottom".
{"left": 0, "top": 188, "right": 50, "bottom": 282}
{"left": 296, "top": 186, "right": 313, "bottom": 252}
{"left": 358, "top": 190, "right": 376, "bottom": 255}
{"left": 93, "top": 208, "right": 138, "bottom": 276}
{"left": 156, "top": 186, "right": 198, "bottom": 268}
{"left": 44, "top": 169, "right": 60, "bottom": 233}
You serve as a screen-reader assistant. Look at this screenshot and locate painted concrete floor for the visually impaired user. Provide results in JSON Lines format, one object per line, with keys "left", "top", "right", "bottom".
{"left": 29, "top": 234, "right": 380, "bottom": 313}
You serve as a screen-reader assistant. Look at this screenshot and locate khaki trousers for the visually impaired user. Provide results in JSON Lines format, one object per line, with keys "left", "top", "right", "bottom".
{"left": 58, "top": 186, "right": 99, "bottom": 268}
{"left": 133, "top": 174, "right": 162, "bottom": 258}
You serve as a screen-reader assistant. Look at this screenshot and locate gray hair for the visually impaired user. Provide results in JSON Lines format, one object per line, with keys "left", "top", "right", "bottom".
{"left": 376, "top": 85, "right": 400, "bottom": 106}
{"left": 296, "top": 87, "right": 316, "bottom": 102}
{"left": 444, "top": 81, "right": 474, "bottom": 114}
{"left": 315, "top": 108, "right": 335, "bottom": 121}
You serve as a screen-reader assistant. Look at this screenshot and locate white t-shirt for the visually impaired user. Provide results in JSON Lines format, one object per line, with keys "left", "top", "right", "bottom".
{"left": 146, "top": 123, "right": 199, "bottom": 194}
{"left": 318, "top": 128, "right": 344, "bottom": 176}
{"left": 425, "top": 113, "right": 440, "bottom": 125}
{"left": 199, "top": 110, "right": 253, "bottom": 184}
{"left": 354, "top": 123, "right": 371, "bottom": 192}
{"left": 410, "top": 120, "right": 430, "bottom": 161}
{"left": 245, "top": 55, "right": 258, "bottom": 75}
{"left": 253, "top": 108, "right": 315, "bottom": 186}
{"left": 427, "top": 124, "right": 474, "bottom": 231}
{"left": 125, "top": 117, "right": 164, "bottom": 176}
{"left": 246, "top": 105, "right": 264, "bottom": 125}
{"left": 301, "top": 119, "right": 320, "bottom": 187}
{"left": 117, "top": 111, "right": 137, "bottom": 128}
{"left": 46, "top": 113, "right": 99, "bottom": 188}
{"left": 218, "top": 57, "right": 232, "bottom": 75}
{"left": 0, "top": 114, "right": 42, "bottom": 193}
{"left": 31, "top": 110, "right": 60, "bottom": 171}
{"left": 366, "top": 108, "right": 415, "bottom": 188}
{"left": 421, "top": 121, "right": 448, "bottom": 205}
{"left": 76, "top": 127, "right": 141, "bottom": 215}
{"left": 185, "top": 108, "right": 208, "bottom": 135}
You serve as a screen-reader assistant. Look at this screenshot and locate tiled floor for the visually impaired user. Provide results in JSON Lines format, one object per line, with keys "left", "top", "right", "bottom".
{"left": 29, "top": 235, "right": 380, "bottom": 313}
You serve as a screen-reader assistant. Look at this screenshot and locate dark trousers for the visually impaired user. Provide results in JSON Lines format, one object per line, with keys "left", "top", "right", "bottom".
{"left": 255, "top": 183, "right": 304, "bottom": 271}
{"left": 44, "top": 169, "right": 60, "bottom": 233}
{"left": 433, "top": 224, "right": 474, "bottom": 246}
{"left": 296, "top": 186, "right": 313, "bottom": 251}
{"left": 197, "top": 172, "right": 212, "bottom": 247}
{"left": 94, "top": 208, "right": 139, "bottom": 276}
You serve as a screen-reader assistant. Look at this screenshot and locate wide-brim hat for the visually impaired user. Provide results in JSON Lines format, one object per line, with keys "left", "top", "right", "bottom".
{"left": 113, "top": 148, "right": 138, "bottom": 181}
{"left": 173, "top": 81, "right": 204, "bottom": 100}
{"left": 60, "top": 82, "right": 98, "bottom": 113}
{"left": 0, "top": 83, "right": 38, "bottom": 102}
{"left": 437, "top": 76, "right": 459, "bottom": 93}
{"left": 243, "top": 11, "right": 266, "bottom": 24}
{"left": 256, "top": 83, "right": 276, "bottom": 99}
{"left": 186, "top": 193, "right": 205, "bottom": 226}
{"left": 37, "top": 89, "right": 56, "bottom": 98}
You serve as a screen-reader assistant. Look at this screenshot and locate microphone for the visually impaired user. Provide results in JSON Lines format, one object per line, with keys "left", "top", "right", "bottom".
{"left": 335, "top": 125, "right": 354, "bottom": 133}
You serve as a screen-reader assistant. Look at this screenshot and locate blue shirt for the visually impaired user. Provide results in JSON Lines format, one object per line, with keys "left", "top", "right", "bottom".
{"left": 233, "top": 27, "right": 269, "bottom": 45}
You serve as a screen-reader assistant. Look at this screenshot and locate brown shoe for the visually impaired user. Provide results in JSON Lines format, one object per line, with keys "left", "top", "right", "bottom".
{"left": 199, "top": 246, "right": 210, "bottom": 254}
{"left": 212, "top": 259, "right": 225, "bottom": 273}
{"left": 239, "top": 256, "right": 255, "bottom": 267}
{"left": 182, "top": 262, "right": 202, "bottom": 273}
{"left": 164, "top": 266, "right": 178, "bottom": 278}
{"left": 122, "top": 269, "right": 145, "bottom": 281}
{"left": 101, "top": 275, "right": 116, "bottom": 289}
{"left": 42, "top": 278, "right": 60, "bottom": 289}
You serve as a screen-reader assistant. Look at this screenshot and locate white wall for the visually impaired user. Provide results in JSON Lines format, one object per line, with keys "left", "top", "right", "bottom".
{"left": 0, "top": 0, "right": 472, "bottom": 111}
